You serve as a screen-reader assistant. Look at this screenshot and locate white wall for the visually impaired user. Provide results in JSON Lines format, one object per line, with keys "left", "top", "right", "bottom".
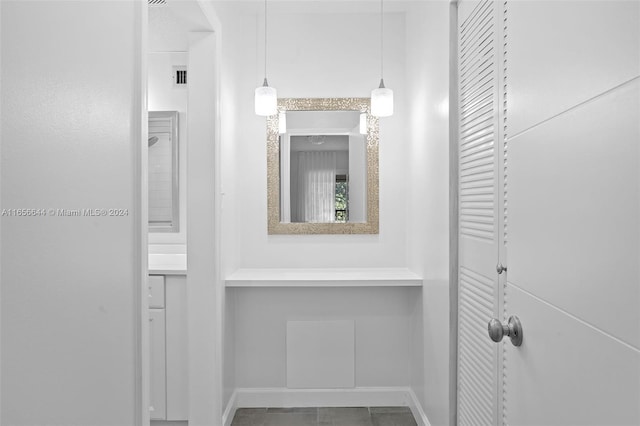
{"left": 148, "top": 52, "right": 188, "bottom": 247}
{"left": 405, "top": 2, "right": 451, "bottom": 425}
{"left": 186, "top": 31, "right": 222, "bottom": 426}
{"left": 232, "top": 287, "right": 419, "bottom": 388}
{"left": 1, "top": 2, "right": 142, "bottom": 425}
{"left": 216, "top": 2, "right": 407, "bottom": 269}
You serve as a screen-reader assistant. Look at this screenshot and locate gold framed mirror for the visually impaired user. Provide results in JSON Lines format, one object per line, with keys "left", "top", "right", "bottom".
{"left": 267, "top": 97, "right": 379, "bottom": 234}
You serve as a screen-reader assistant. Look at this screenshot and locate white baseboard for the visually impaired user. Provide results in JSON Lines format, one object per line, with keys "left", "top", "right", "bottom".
{"left": 222, "top": 387, "right": 430, "bottom": 426}
{"left": 222, "top": 391, "right": 237, "bottom": 426}
{"left": 406, "top": 388, "right": 431, "bottom": 426}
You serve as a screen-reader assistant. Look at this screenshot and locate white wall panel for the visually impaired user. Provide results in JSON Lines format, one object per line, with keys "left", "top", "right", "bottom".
{"left": 233, "top": 287, "right": 414, "bottom": 388}
{"left": 1, "top": 2, "right": 140, "bottom": 424}
{"left": 507, "top": 0, "right": 640, "bottom": 136}
{"left": 506, "top": 2, "right": 640, "bottom": 423}
{"left": 286, "top": 320, "right": 355, "bottom": 389}
{"left": 506, "top": 284, "right": 640, "bottom": 425}
{"left": 404, "top": 1, "right": 451, "bottom": 422}
{"left": 508, "top": 80, "right": 639, "bottom": 348}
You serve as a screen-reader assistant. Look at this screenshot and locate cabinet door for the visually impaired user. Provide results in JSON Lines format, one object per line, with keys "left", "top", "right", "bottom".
{"left": 149, "top": 309, "right": 166, "bottom": 420}
{"left": 165, "top": 275, "right": 188, "bottom": 420}
{"left": 148, "top": 275, "right": 165, "bottom": 309}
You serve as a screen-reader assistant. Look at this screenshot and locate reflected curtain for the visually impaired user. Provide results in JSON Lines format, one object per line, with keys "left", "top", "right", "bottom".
{"left": 292, "top": 151, "right": 337, "bottom": 223}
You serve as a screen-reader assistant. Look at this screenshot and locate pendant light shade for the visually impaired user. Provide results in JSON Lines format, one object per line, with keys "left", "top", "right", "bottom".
{"left": 371, "top": 0, "right": 393, "bottom": 117}
{"left": 255, "top": 0, "right": 277, "bottom": 116}
{"left": 371, "top": 79, "right": 394, "bottom": 117}
{"left": 255, "top": 78, "right": 277, "bottom": 116}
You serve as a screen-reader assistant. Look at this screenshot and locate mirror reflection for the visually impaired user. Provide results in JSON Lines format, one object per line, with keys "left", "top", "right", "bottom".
{"left": 280, "top": 111, "right": 367, "bottom": 224}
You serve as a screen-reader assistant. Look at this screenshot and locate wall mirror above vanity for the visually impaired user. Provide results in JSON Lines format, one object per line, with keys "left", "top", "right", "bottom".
{"left": 148, "top": 111, "right": 179, "bottom": 232}
{"left": 267, "top": 98, "right": 379, "bottom": 234}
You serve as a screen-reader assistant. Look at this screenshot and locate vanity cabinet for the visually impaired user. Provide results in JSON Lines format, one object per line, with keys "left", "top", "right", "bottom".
{"left": 149, "top": 308, "right": 167, "bottom": 420}
{"left": 148, "top": 274, "right": 188, "bottom": 422}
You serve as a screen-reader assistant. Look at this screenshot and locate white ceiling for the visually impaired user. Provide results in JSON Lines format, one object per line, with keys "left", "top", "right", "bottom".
{"left": 149, "top": 0, "right": 213, "bottom": 52}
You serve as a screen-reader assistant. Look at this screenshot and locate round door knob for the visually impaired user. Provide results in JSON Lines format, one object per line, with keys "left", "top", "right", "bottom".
{"left": 488, "top": 318, "right": 507, "bottom": 342}
{"left": 487, "top": 316, "right": 523, "bottom": 347}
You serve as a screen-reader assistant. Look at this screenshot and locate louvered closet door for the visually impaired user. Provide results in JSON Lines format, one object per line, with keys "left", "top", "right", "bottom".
{"left": 457, "top": 1, "right": 505, "bottom": 425}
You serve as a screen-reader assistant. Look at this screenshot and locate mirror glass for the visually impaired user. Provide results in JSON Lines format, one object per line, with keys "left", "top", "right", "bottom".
{"left": 148, "top": 111, "right": 179, "bottom": 232}
{"left": 282, "top": 111, "right": 367, "bottom": 224}
{"left": 267, "top": 98, "right": 378, "bottom": 234}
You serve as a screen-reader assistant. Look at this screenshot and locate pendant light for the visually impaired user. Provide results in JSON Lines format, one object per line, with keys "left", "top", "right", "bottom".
{"left": 371, "top": 0, "right": 393, "bottom": 117}
{"left": 255, "top": 0, "right": 277, "bottom": 116}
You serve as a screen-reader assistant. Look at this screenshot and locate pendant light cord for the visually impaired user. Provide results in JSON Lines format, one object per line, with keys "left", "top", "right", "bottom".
{"left": 380, "top": 0, "right": 384, "bottom": 81}
{"left": 264, "top": 0, "right": 268, "bottom": 80}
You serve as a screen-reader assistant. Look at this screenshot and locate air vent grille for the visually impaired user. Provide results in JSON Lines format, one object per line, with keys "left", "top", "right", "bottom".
{"left": 176, "top": 70, "right": 187, "bottom": 85}
{"left": 173, "top": 66, "right": 187, "bottom": 87}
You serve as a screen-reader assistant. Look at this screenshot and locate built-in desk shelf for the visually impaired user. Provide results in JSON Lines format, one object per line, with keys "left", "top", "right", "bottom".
{"left": 225, "top": 268, "right": 423, "bottom": 288}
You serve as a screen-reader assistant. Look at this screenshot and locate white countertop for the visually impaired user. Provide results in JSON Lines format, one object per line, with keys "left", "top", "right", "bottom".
{"left": 225, "top": 267, "right": 423, "bottom": 288}
{"left": 148, "top": 254, "right": 187, "bottom": 275}
{"left": 147, "top": 256, "right": 422, "bottom": 287}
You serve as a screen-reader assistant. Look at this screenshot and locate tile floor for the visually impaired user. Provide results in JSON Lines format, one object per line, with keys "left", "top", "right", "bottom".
{"left": 230, "top": 406, "right": 418, "bottom": 426}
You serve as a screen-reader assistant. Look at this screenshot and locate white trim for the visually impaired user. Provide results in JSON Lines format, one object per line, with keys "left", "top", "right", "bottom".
{"left": 183, "top": 5, "right": 223, "bottom": 426}
{"left": 0, "top": 0, "right": 3, "bottom": 420}
{"left": 135, "top": 1, "right": 150, "bottom": 425}
{"left": 407, "top": 388, "right": 431, "bottom": 426}
{"left": 448, "top": 1, "right": 460, "bottom": 425}
{"left": 222, "top": 390, "right": 237, "bottom": 426}
{"left": 222, "top": 387, "right": 430, "bottom": 426}
{"left": 186, "top": 31, "right": 221, "bottom": 425}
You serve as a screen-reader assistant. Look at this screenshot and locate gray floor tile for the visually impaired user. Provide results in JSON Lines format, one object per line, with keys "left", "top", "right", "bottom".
{"left": 263, "top": 412, "right": 318, "bottom": 426}
{"left": 333, "top": 418, "right": 375, "bottom": 426}
{"left": 318, "top": 407, "right": 370, "bottom": 420}
{"left": 231, "top": 406, "right": 417, "bottom": 426}
{"left": 371, "top": 413, "right": 418, "bottom": 426}
{"left": 319, "top": 407, "right": 373, "bottom": 426}
{"left": 320, "top": 420, "right": 375, "bottom": 426}
{"left": 230, "top": 410, "right": 266, "bottom": 426}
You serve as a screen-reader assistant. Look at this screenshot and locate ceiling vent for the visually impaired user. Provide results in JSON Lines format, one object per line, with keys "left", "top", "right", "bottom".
{"left": 148, "top": 0, "right": 166, "bottom": 6}
{"left": 173, "top": 66, "right": 187, "bottom": 88}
